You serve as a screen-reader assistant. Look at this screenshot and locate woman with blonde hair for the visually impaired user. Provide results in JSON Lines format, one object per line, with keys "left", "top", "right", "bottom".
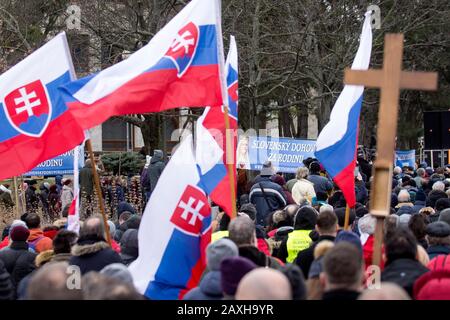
{"left": 291, "top": 167, "right": 316, "bottom": 205}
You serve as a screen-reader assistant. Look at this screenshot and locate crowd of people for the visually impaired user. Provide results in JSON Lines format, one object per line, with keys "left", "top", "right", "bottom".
{"left": 1, "top": 149, "right": 450, "bottom": 300}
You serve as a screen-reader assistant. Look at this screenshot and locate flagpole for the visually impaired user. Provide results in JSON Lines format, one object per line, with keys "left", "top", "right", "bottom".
{"left": 13, "top": 177, "right": 20, "bottom": 217}
{"left": 343, "top": 204, "right": 351, "bottom": 230}
{"left": 223, "top": 106, "right": 237, "bottom": 219}
{"left": 85, "top": 139, "right": 111, "bottom": 245}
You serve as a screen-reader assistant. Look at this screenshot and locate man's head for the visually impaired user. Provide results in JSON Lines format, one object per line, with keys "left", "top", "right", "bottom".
{"left": 24, "top": 213, "right": 41, "bottom": 229}
{"left": 309, "top": 161, "right": 321, "bottom": 174}
{"left": 334, "top": 207, "right": 356, "bottom": 229}
{"left": 417, "top": 168, "right": 426, "bottom": 178}
{"left": 228, "top": 216, "right": 256, "bottom": 247}
{"left": 358, "top": 282, "right": 410, "bottom": 300}
{"left": 206, "top": 238, "right": 239, "bottom": 271}
{"left": 426, "top": 221, "right": 450, "bottom": 246}
{"left": 397, "top": 189, "right": 411, "bottom": 203}
{"left": 53, "top": 230, "right": 78, "bottom": 255}
{"left": 393, "top": 166, "right": 402, "bottom": 175}
{"left": 27, "top": 262, "right": 82, "bottom": 300}
{"left": 81, "top": 272, "right": 142, "bottom": 300}
{"left": 321, "top": 242, "right": 364, "bottom": 292}
{"left": 79, "top": 215, "right": 105, "bottom": 240}
{"left": 384, "top": 228, "right": 418, "bottom": 262}
{"left": 118, "top": 211, "right": 132, "bottom": 225}
{"left": 235, "top": 268, "right": 292, "bottom": 300}
{"left": 315, "top": 210, "right": 338, "bottom": 236}
{"left": 432, "top": 181, "right": 445, "bottom": 192}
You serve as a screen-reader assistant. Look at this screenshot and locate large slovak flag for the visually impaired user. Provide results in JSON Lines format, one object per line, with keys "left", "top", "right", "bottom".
{"left": 196, "top": 36, "right": 238, "bottom": 217}
{"left": 128, "top": 134, "right": 212, "bottom": 300}
{"left": 60, "top": 0, "right": 225, "bottom": 131}
{"left": 0, "top": 32, "right": 85, "bottom": 180}
{"left": 314, "top": 12, "right": 372, "bottom": 207}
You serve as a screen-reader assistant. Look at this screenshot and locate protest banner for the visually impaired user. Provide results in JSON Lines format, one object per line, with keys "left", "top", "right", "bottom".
{"left": 237, "top": 136, "right": 316, "bottom": 173}
{"left": 24, "top": 148, "right": 84, "bottom": 176}
{"left": 395, "top": 150, "right": 416, "bottom": 168}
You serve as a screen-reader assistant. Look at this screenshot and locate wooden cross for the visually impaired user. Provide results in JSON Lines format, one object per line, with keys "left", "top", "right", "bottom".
{"left": 344, "top": 34, "right": 438, "bottom": 267}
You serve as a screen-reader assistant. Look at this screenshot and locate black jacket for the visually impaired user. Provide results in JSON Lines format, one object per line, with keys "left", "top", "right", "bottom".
{"left": 381, "top": 258, "right": 429, "bottom": 297}
{"left": 322, "top": 289, "right": 360, "bottom": 301}
{"left": 148, "top": 150, "right": 165, "bottom": 192}
{"left": 0, "top": 242, "right": 37, "bottom": 288}
{"left": 25, "top": 186, "right": 39, "bottom": 212}
{"left": 69, "top": 236, "right": 123, "bottom": 274}
{"left": 295, "top": 235, "right": 335, "bottom": 279}
{"left": 0, "top": 259, "right": 14, "bottom": 300}
{"left": 238, "top": 245, "right": 282, "bottom": 270}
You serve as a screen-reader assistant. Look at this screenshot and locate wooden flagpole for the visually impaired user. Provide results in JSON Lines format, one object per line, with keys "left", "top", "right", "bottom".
{"left": 344, "top": 33, "right": 438, "bottom": 267}
{"left": 13, "top": 177, "right": 20, "bottom": 217}
{"left": 85, "top": 139, "right": 111, "bottom": 245}
{"left": 343, "top": 204, "right": 351, "bottom": 230}
{"left": 223, "top": 106, "right": 237, "bottom": 219}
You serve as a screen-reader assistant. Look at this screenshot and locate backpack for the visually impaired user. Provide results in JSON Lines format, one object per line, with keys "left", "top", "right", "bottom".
{"left": 28, "top": 236, "right": 45, "bottom": 252}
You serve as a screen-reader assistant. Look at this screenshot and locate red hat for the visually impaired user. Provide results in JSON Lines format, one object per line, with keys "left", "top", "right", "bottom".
{"left": 10, "top": 226, "right": 30, "bottom": 242}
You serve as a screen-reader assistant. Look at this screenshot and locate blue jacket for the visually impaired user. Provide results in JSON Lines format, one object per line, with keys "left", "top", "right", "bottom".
{"left": 249, "top": 176, "right": 287, "bottom": 226}
{"left": 307, "top": 174, "right": 333, "bottom": 194}
{"left": 412, "top": 200, "right": 426, "bottom": 214}
{"left": 427, "top": 245, "right": 450, "bottom": 260}
{"left": 183, "top": 271, "right": 222, "bottom": 300}
{"left": 395, "top": 204, "right": 415, "bottom": 216}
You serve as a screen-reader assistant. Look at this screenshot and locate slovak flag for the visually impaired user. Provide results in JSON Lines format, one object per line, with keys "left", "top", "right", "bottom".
{"left": 196, "top": 36, "right": 238, "bottom": 217}
{"left": 60, "top": 0, "right": 225, "bottom": 131}
{"left": 314, "top": 12, "right": 372, "bottom": 208}
{"left": 0, "top": 32, "right": 85, "bottom": 181}
{"left": 128, "top": 134, "right": 212, "bottom": 300}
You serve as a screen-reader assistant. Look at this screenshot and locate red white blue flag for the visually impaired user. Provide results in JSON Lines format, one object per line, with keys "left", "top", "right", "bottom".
{"left": 60, "top": 0, "right": 225, "bottom": 131}
{"left": 314, "top": 12, "right": 372, "bottom": 207}
{"left": 0, "top": 32, "right": 85, "bottom": 180}
{"left": 128, "top": 134, "right": 212, "bottom": 300}
{"left": 196, "top": 36, "right": 238, "bottom": 217}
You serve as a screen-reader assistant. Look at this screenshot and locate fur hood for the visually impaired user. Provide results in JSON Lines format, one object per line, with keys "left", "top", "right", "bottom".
{"left": 71, "top": 241, "right": 110, "bottom": 257}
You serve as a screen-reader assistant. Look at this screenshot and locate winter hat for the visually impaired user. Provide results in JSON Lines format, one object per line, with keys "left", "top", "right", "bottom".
{"left": 120, "top": 229, "right": 139, "bottom": 261}
{"left": 439, "top": 209, "right": 450, "bottom": 226}
{"left": 415, "top": 189, "right": 426, "bottom": 202}
{"left": 335, "top": 231, "right": 363, "bottom": 254}
{"left": 260, "top": 161, "right": 275, "bottom": 176}
{"left": 10, "top": 225, "right": 30, "bottom": 242}
{"left": 206, "top": 238, "right": 239, "bottom": 271}
{"left": 239, "top": 203, "right": 257, "bottom": 221}
{"left": 426, "top": 221, "right": 450, "bottom": 238}
{"left": 294, "top": 206, "right": 318, "bottom": 230}
{"left": 100, "top": 263, "right": 134, "bottom": 285}
{"left": 9, "top": 220, "right": 27, "bottom": 236}
{"left": 220, "top": 257, "right": 257, "bottom": 296}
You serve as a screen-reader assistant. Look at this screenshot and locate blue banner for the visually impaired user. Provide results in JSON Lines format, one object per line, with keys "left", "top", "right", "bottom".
{"left": 237, "top": 136, "right": 316, "bottom": 173}
{"left": 395, "top": 150, "right": 416, "bottom": 168}
{"left": 24, "top": 148, "right": 84, "bottom": 176}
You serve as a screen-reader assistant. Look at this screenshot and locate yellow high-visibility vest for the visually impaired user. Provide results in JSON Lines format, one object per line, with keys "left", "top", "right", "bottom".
{"left": 211, "top": 230, "right": 229, "bottom": 243}
{"left": 286, "top": 230, "right": 312, "bottom": 263}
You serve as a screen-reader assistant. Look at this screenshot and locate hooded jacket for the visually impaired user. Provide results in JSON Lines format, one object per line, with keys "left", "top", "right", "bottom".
{"left": 381, "top": 258, "right": 429, "bottom": 297}
{"left": 148, "top": 150, "right": 165, "bottom": 192}
{"left": 61, "top": 185, "right": 74, "bottom": 210}
{"left": 69, "top": 236, "right": 122, "bottom": 274}
{"left": 395, "top": 203, "right": 415, "bottom": 216}
{"left": 277, "top": 206, "right": 317, "bottom": 263}
{"left": 183, "top": 271, "right": 223, "bottom": 300}
{"left": 27, "top": 229, "right": 53, "bottom": 253}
